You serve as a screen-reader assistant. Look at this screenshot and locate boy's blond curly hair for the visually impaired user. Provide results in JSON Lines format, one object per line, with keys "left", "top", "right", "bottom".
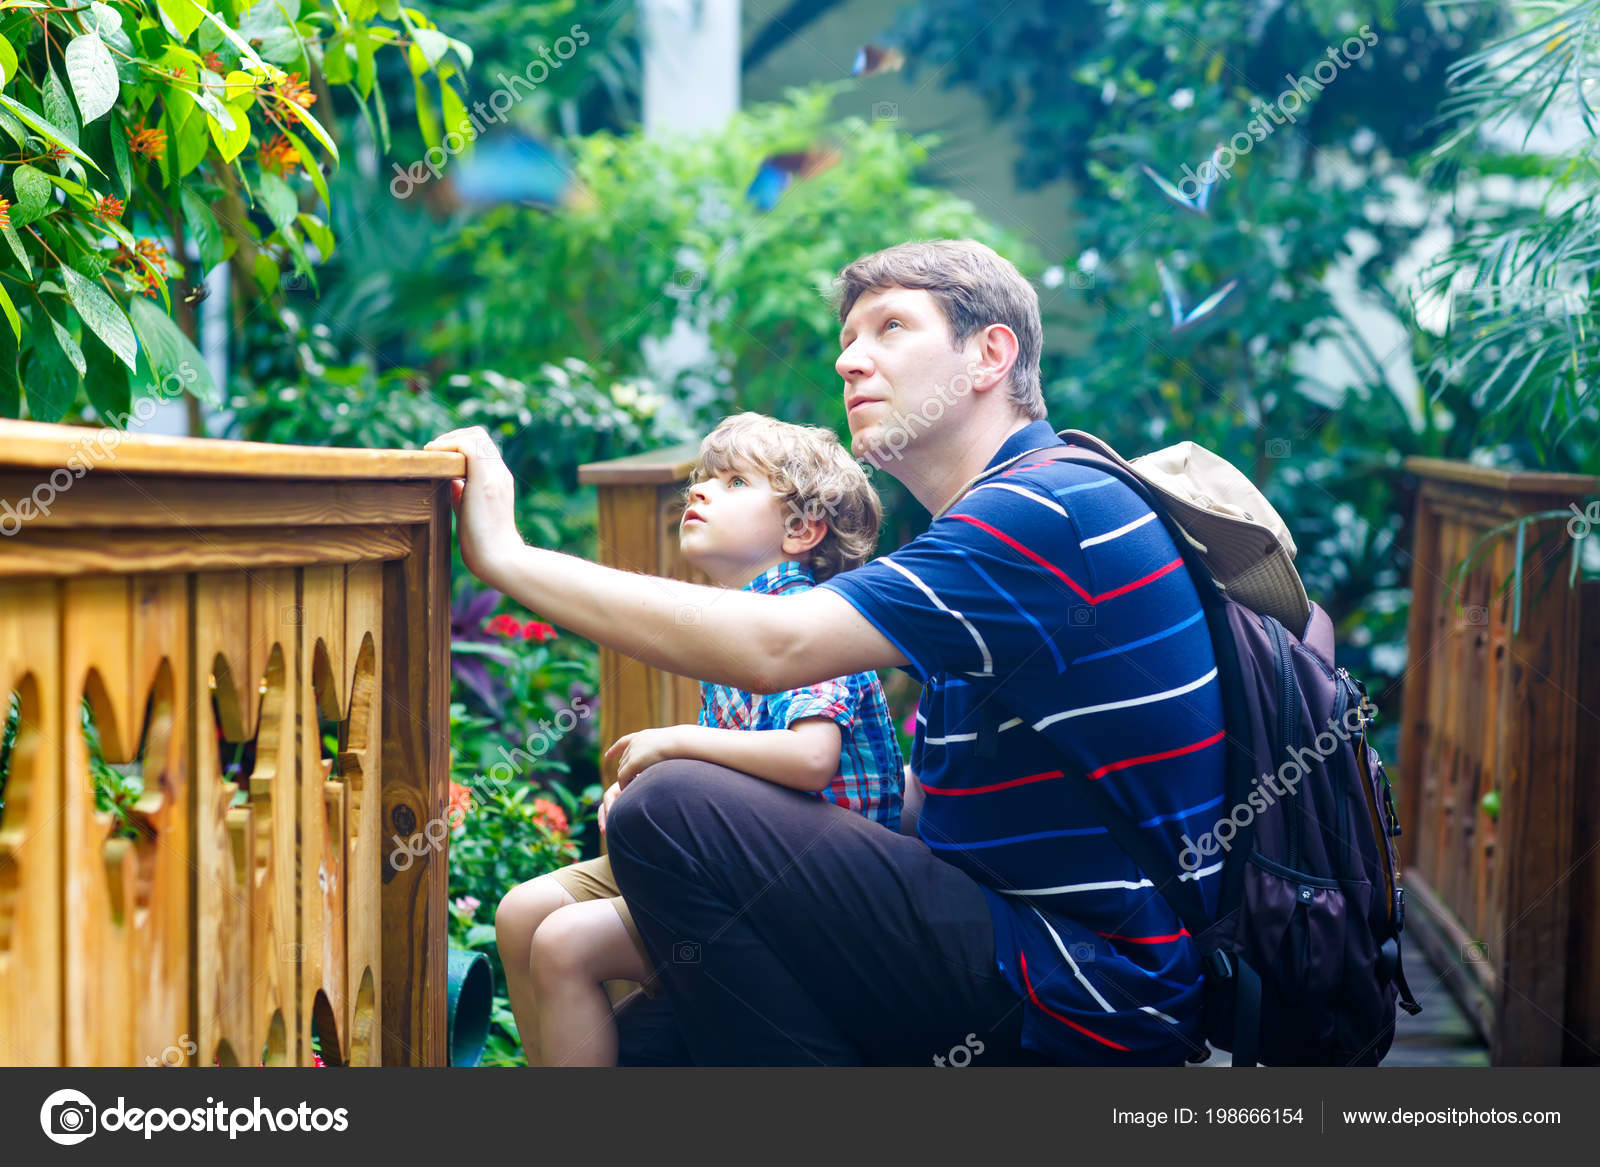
{"left": 688, "top": 413, "right": 881, "bottom": 582}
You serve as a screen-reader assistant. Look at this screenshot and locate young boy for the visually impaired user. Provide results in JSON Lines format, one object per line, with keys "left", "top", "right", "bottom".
{"left": 493, "top": 412, "right": 904, "bottom": 1066}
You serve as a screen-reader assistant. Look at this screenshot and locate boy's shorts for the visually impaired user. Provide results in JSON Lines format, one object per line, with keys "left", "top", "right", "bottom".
{"left": 547, "top": 855, "right": 658, "bottom": 996}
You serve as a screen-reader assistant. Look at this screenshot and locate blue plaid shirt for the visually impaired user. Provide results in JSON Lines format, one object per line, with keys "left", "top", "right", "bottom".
{"left": 699, "top": 561, "right": 904, "bottom": 830}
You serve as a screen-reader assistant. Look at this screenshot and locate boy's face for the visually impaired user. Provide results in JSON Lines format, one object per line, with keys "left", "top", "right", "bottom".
{"left": 836, "top": 286, "right": 973, "bottom": 466}
{"left": 679, "top": 461, "right": 794, "bottom": 585}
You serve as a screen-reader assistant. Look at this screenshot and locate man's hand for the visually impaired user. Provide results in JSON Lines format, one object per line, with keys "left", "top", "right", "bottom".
{"left": 597, "top": 781, "right": 622, "bottom": 834}
{"left": 423, "top": 426, "right": 524, "bottom": 584}
{"left": 605, "top": 727, "right": 685, "bottom": 788}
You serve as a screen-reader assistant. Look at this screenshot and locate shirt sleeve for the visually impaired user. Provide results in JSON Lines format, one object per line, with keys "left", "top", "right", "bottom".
{"left": 819, "top": 474, "right": 1101, "bottom": 682}
{"left": 758, "top": 677, "right": 854, "bottom": 730}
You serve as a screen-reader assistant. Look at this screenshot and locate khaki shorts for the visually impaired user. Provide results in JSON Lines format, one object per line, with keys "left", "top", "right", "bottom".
{"left": 547, "top": 855, "right": 658, "bottom": 996}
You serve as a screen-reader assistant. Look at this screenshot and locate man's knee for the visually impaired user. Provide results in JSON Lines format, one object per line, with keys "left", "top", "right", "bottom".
{"left": 607, "top": 758, "right": 730, "bottom": 853}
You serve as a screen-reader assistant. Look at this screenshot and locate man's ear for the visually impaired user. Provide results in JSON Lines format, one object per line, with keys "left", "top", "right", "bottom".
{"left": 970, "top": 322, "right": 1020, "bottom": 396}
{"left": 781, "top": 515, "right": 828, "bottom": 558}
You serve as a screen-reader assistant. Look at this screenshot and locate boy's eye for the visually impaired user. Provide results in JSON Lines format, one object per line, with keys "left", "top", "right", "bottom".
{"left": 728, "top": 475, "right": 747, "bottom": 488}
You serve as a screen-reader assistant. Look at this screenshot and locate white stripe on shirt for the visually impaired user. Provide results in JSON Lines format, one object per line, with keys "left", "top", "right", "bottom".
{"left": 1080, "top": 510, "right": 1156, "bottom": 548}
{"left": 1033, "top": 907, "right": 1115, "bottom": 1013}
{"left": 996, "top": 861, "right": 1222, "bottom": 897}
{"left": 1032, "top": 667, "right": 1218, "bottom": 731}
{"left": 883, "top": 558, "right": 993, "bottom": 675}
{"left": 967, "top": 481, "right": 1068, "bottom": 518}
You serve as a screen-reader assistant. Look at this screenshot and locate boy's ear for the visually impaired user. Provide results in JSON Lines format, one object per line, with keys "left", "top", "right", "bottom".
{"left": 781, "top": 515, "right": 828, "bottom": 558}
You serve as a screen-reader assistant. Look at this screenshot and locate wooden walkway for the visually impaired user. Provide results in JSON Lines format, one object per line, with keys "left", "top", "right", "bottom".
{"left": 1193, "top": 946, "right": 1489, "bottom": 1067}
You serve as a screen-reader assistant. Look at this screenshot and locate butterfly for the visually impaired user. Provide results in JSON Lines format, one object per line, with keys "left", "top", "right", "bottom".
{"left": 746, "top": 148, "right": 841, "bottom": 211}
{"left": 182, "top": 282, "right": 210, "bottom": 306}
{"left": 1141, "top": 143, "right": 1224, "bottom": 215}
{"left": 851, "top": 44, "right": 905, "bottom": 77}
{"left": 1155, "top": 259, "right": 1238, "bottom": 333}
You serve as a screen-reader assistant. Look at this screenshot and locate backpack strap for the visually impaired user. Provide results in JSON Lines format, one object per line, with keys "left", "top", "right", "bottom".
{"left": 952, "top": 440, "right": 1265, "bottom": 1064}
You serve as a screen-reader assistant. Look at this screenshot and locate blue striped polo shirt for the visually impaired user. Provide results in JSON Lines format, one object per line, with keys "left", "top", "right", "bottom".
{"left": 821, "top": 420, "right": 1224, "bottom": 1064}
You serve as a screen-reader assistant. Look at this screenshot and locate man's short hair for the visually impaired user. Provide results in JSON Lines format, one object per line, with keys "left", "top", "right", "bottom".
{"left": 834, "top": 238, "right": 1046, "bottom": 420}
{"left": 690, "top": 413, "right": 882, "bottom": 581}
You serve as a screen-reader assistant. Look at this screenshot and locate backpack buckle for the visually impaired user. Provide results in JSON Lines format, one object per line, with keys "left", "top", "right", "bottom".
{"left": 1207, "top": 949, "right": 1235, "bottom": 980}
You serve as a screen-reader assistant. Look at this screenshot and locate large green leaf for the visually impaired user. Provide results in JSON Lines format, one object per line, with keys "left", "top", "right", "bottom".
{"left": 42, "top": 68, "right": 80, "bottom": 148}
{"left": 110, "top": 110, "right": 132, "bottom": 195}
{"left": 62, "top": 267, "right": 138, "bottom": 370}
{"left": 25, "top": 337, "right": 79, "bottom": 423}
{"left": 0, "top": 94, "right": 101, "bottom": 171}
{"left": 65, "top": 32, "right": 119, "bottom": 123}
{"left": 0, "top": 316, "right": 19, "bottom": 417}
{"left": 180, "top": 185, "right": 226, "bottom": 273}
{"left": 0, "top": 219, "right": 29, "bottom": 277}
{"left": 129, "top": 295, "right": 218, "bottom": 403}
{"left": 82, "top": 333, "right": 131, "bottom": 423}
{"left": 10, "top": 164, "right": 52, "bottom": 225}
{"left": 157, "top": 0, "right": 208, "bottom": 42}
{"left": 0, "top": 35, "right": 17, "bottom": 90}
{"left": 49, "top": 314, "right": 87, "bottom": 376}
{"left": 0, "top": 279, "right": 18, "bottom": 340}
{"left": 255, "top": 170, "right": 298, "bottom": 233}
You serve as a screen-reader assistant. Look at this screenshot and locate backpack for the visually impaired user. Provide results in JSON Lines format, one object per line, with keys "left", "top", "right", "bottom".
{"left": 962, "top": 433, "right": 1422, "bottom": 1066}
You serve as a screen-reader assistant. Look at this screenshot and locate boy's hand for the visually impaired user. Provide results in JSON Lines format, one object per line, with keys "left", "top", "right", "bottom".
{"left": 605, "top": 727, "right": 686, "bottom": 788}
{"left": 423, "top": 426, "right": 523, "bottom": 583}
{"left": 597, "top": 782, "right": 622, "bottom": 834}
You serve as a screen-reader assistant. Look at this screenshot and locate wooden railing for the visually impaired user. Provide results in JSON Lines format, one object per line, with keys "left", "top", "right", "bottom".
{"left": 1398, "top": 457, "right": 1600, "bottom": 1065}
{"left": 0, "top": 419, "right": 461, "bottom": 1066}
{"left": 578, "top": 445, "right": 708, "bottom": 789}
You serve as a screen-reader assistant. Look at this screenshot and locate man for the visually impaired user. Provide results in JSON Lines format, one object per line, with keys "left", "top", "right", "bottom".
{"left": 427, "top": 238, "right": 1224, "bottom": 1066}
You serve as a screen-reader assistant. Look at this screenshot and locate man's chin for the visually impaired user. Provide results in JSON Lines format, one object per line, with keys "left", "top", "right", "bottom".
{"left": 850, "top": 425, "right": 904, "bottom": 472}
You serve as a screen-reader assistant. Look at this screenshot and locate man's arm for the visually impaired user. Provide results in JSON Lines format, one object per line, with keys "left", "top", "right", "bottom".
{"left": 424, "top": 427, "right": 907, "bottom": 691}
{"left": 607, "top": 721, "right": 841, "bottom": 791}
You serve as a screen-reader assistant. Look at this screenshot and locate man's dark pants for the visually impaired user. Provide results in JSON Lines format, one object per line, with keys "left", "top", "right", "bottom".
{"left": 605, "top": 759, "right": 1053, "bottom": 1066}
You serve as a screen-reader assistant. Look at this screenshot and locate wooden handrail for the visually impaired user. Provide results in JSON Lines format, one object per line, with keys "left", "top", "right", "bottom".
{"left": 0, "top": 419, "right": 455, "bottom": 1066}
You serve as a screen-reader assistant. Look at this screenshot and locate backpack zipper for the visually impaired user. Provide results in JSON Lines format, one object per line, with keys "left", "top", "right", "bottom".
{"left": 1262, "top": 614, "right": 1303, "bottom": 872}
{"left": 1340, "top": 666, "right": 1400, "bottom": 931}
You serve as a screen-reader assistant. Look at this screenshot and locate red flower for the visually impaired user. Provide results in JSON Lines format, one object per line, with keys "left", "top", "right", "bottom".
{"left": 532, "top": 797, "right": 568, "bottom": 834}
{"left": 522, "top": 620, "right": 557, "bottom": 642}
{"left": 485, "top": 614, "right": 521, "bottom": 638}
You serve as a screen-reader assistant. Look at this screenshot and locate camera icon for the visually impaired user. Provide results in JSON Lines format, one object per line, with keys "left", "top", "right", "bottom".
{"left": 1461, "top": 606, "right": 1488, "bottom": 627}
{"left": 1069, "top": 269, "right": 1095, "bottom": 289}
{"left": 1265, "top": 439, "right": 1291, "bottom": 459}
{"left": 672, "top": 269, "right": 702, "bottom": 293}
{"left": 1070, "top": 607, "right": 1095, "bottom": 626}
{"left": 284, "top": 270, "right": 311, "bottom": 294}
{"left": 1462, "top": 940, "right": 1488, "bottom": 963}
{"left": 282, "top": 604, "right": 304, "bottom": 626}
{"left": 282, "top": 942, "right": 305, "bottom": 963}
{"left": 672, "top": 940, "right": 701, "bottom": 963}
{"left": 40, "top": 1089, "right": 97, "bottom": 1145}
{"left": 872, "top": 101, "right": 899, "bottom": 121}
{"left": 674, "top": 605, "right": 701, "bottom": 626}
{"left": 1069, "top": 941, "right": 1096, "bottom": 963}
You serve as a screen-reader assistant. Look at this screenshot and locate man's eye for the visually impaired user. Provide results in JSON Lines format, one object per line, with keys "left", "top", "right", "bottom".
{"left": 883, "top": 319, "right": 902, "bottom": 332}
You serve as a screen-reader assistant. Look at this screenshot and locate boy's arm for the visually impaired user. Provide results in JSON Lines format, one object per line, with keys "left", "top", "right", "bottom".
{"left": 606, "top": 721, "right": 841, "bottom": 792}
{"left": 423, "top": 427, "right": 907, "bottom": 692}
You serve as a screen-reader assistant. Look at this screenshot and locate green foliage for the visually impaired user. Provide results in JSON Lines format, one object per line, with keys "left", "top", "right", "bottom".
{"left": 0, "top": 0, "right": 460, "bottom": 425}
{"left": 415, "top": 85, "right": 1035, "bottom": 433}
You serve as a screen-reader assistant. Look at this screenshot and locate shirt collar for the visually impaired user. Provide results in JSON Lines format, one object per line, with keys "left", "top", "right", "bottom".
{"left": 985, "top": 419, "right": 1064, "bottom": 471}
{"left": 742, "top": 560, "right": 814, "bottom": 595}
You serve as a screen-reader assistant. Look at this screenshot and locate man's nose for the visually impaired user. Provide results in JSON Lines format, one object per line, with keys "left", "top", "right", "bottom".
{"left": 836, "top": 341, "right": 873, "bottom": 382}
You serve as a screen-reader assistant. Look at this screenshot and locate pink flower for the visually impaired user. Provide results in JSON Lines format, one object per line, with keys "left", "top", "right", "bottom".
{"left": 453, "top": 895, "right": 480, "bottom": 915}
{"left": 532, "top": 797, "right": 568, "bottom": 834}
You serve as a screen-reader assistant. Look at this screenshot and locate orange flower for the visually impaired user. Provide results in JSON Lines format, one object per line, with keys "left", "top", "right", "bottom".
{"left": 93, "top": 194, "right": 125, "bottom": 221}
{"left": 447, "top": 780, "right": 475, "bottom": 827}
{"left": 0, "top": 199, "right": 9, "bottom": 231}
{"left": 258, "top": 133, "right": 301, "bottom": 177}
{"left": 43, "top": 144, "right": 68, "bottom": 162}
{"left": 127, "top": 120, "right": 167, "bottom": 160}
{"left": 273, "top": 71, "right": 316, "bottom": 109}
{"left": 202, "top": 52, "right": 226, "bottom": 74}
{"left": 113, "top": 237, "right": 173, "bottom": 297}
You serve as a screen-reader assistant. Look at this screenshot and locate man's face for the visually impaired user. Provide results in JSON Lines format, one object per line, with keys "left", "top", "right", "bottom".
{"left": 836, "top": 287, "right": 973, "bottom": 465}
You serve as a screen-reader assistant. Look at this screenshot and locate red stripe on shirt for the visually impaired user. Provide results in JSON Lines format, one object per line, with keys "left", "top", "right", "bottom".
{"left": 1091, "top": 557, "right": 1184, "bottom": 603}
{"left": 1085, "top": 729, "right": 1227, "bottom": 780}
{"left": 1000, "top": 459, "right": 1058, "bottom": 479}
{"left": 1094, "top": 928, "right": 1192, "bottom": 945}
{"left": 1020, "top": 949, "right": 1130, "bottom": 1051}
{"left": 950, "top": 514, "right": 1093, "bottom": 603}
{"left": 920, "top": 769, "right": 1064, "bottom": 796}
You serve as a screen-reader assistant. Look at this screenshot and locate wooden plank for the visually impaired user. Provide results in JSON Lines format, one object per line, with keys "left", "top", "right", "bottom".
{"left": 300, "top": 566, "right": 347, "bottom": 1065}
{"left": 1566, "top": 578, "right": 1600, "bottom": 1064}
{"left": 1403, "top": 871, "right": 1495, "bottom": 1044}
{"left": 577, "top": 443, "right": 700, "bottom": 487}
{"left": 0, "top": 580, "right": 62, "bottom": 1066}
{"left": 193, "top": 573, "right": 256, "bottom": 1067}
{"left": 380, "top": 499, "right": 451, "bottom": 1066}
{"left": 0, "top": 474, "right": 436, "bottom": 529}
{"left": 62, "top": 575, "right": 134, "bottom": 1064}
{"left": 0, "top": 525, "right": 415, "bottom": 578}
{"left": 0, "top": 418, "right": 463, "bottom": 480}
{"left": 1401, "top": 456, "right": 1598, "bottom": 497}
{"left": 344, "top": 563, "right": 383, "bottom": 1066}
{"left": 128, "top": 575, "right": 191, "bottom": 1068}
{"left": 249, "top": 570, "right": 300, "bottom": 1066}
